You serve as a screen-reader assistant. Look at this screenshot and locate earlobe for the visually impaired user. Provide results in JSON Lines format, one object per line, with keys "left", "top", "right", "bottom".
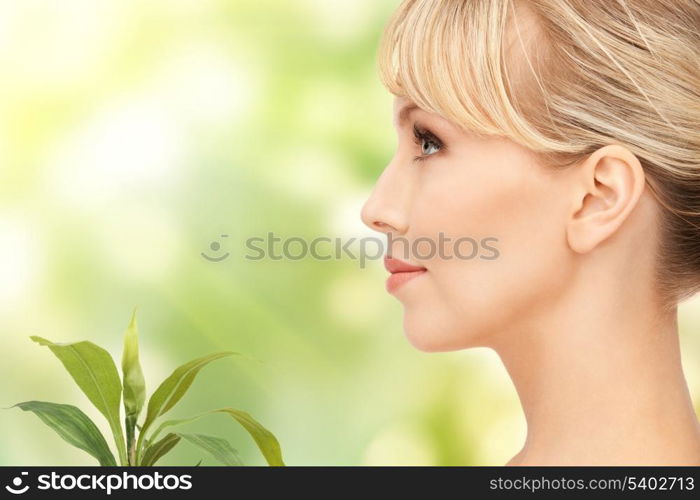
{"left": 566, "top": 145, "right": 646, "bottom": 254}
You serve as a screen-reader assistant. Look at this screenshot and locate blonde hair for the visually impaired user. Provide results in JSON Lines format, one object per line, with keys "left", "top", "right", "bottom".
{"left": 378, "top": 0, "right": 700, "bottom": 303}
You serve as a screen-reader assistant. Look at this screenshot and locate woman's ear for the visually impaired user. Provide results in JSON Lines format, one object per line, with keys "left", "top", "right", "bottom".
{"left": 566, "top": 144, "right": 646, "bottom": 254}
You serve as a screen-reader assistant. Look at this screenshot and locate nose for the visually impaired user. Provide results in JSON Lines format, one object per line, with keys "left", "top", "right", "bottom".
{"left": 361, "top": 161, "right": 410, "bottom": 235}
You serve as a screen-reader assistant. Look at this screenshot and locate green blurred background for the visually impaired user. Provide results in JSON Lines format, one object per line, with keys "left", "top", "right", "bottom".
{"left": 1, "top": 0, "right": 698, "bottom": 466}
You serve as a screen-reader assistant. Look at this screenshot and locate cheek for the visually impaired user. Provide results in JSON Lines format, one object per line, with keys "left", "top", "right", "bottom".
{"left": 405, "top": 145, "right": 572, "bottom": 344}
{"left": 414, "top": 144, "right": 563, "bottom": 264}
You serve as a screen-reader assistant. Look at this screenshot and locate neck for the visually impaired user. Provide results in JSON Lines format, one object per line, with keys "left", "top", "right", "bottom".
{"left": 491, "top": 256, "right": 700, "bottom": 465}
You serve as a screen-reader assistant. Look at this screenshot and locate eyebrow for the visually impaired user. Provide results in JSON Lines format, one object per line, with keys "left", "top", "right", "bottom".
{"left": 396, "top": 103, "right": 419, "bottom": 126}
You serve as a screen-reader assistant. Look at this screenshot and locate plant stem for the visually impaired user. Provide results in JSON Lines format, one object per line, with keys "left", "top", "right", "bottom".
{"left": 134, "top": 423, "right": 149, "bottom": 466}
{"left": 110, "top": 421, "right": 128, "bottom": 466}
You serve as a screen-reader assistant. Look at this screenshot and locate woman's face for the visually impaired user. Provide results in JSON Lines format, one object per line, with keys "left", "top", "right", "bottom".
{"left": 361, "top": 96, "right": 576, "bottom": 351}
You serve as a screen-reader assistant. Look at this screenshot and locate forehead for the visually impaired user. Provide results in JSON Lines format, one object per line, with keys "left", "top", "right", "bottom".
{"left": 393, "top": 96, "right": 416, "bottom": 114}
{"left": 391, "top": 96, "right": 460, "bottom": 136}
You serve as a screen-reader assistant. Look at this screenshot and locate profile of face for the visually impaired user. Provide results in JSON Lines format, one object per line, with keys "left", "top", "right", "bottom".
{"left": 360, "top": 0, "right": 700, "bottom": 466}
{"left": 361, "top": 96, "right": 650, "bottom": 352}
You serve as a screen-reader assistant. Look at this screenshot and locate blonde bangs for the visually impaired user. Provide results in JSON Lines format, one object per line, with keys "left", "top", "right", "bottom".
{"left": 377, "top": 0, "right": 556, "bottom": 150}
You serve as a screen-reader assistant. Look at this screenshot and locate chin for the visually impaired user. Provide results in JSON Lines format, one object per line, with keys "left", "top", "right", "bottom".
{"left": 402, "top": 312, "right": 475, "bottom": 352}
{"left": 402, "top": 303, "right": 499, "bottom": 352}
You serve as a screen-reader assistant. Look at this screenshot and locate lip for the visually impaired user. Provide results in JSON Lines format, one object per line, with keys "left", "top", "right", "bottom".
{"left": 384, "top": 255, "right": 427, "bottom": 293}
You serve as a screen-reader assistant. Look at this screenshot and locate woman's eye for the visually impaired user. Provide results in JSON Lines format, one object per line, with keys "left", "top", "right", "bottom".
{"left": 412, "top": 124, "right": 443, "bottom": 163}
{"left": 420, "top": 138, "right": 440, "bottom": 156}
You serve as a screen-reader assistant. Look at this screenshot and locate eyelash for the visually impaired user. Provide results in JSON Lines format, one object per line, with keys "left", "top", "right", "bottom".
{"left": 412, "top": 124, "right": 444, "bottom": 164}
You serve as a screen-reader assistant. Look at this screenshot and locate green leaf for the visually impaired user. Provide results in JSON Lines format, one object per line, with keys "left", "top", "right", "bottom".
{"left": 145, "top": 352, "right": 238, "bottom": 423}
{"left": 149, "top": 412, "right": 208, "bottom": 444}
{"left": 216, "top": 408, "right": 285, "bottom": 466}
{"left": 13, "top": 401, "right": 117, "bottom": 466}
{"left": 147, "top": 408, "right": 284, "bottom": 466}
{"left": 140, "top": 433, "right": 181, "bottom": 466}
{"left": 121, "top": 309, "right": 146, "bottom": 465}
{"left": 136, "top": 352, "right": 237, "bottom": 461}
{"left": 30, "top": 336, "right": 128, "bottom": 466}
{"left": 178, "top": 433, "right": 242, "bottom": 466}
